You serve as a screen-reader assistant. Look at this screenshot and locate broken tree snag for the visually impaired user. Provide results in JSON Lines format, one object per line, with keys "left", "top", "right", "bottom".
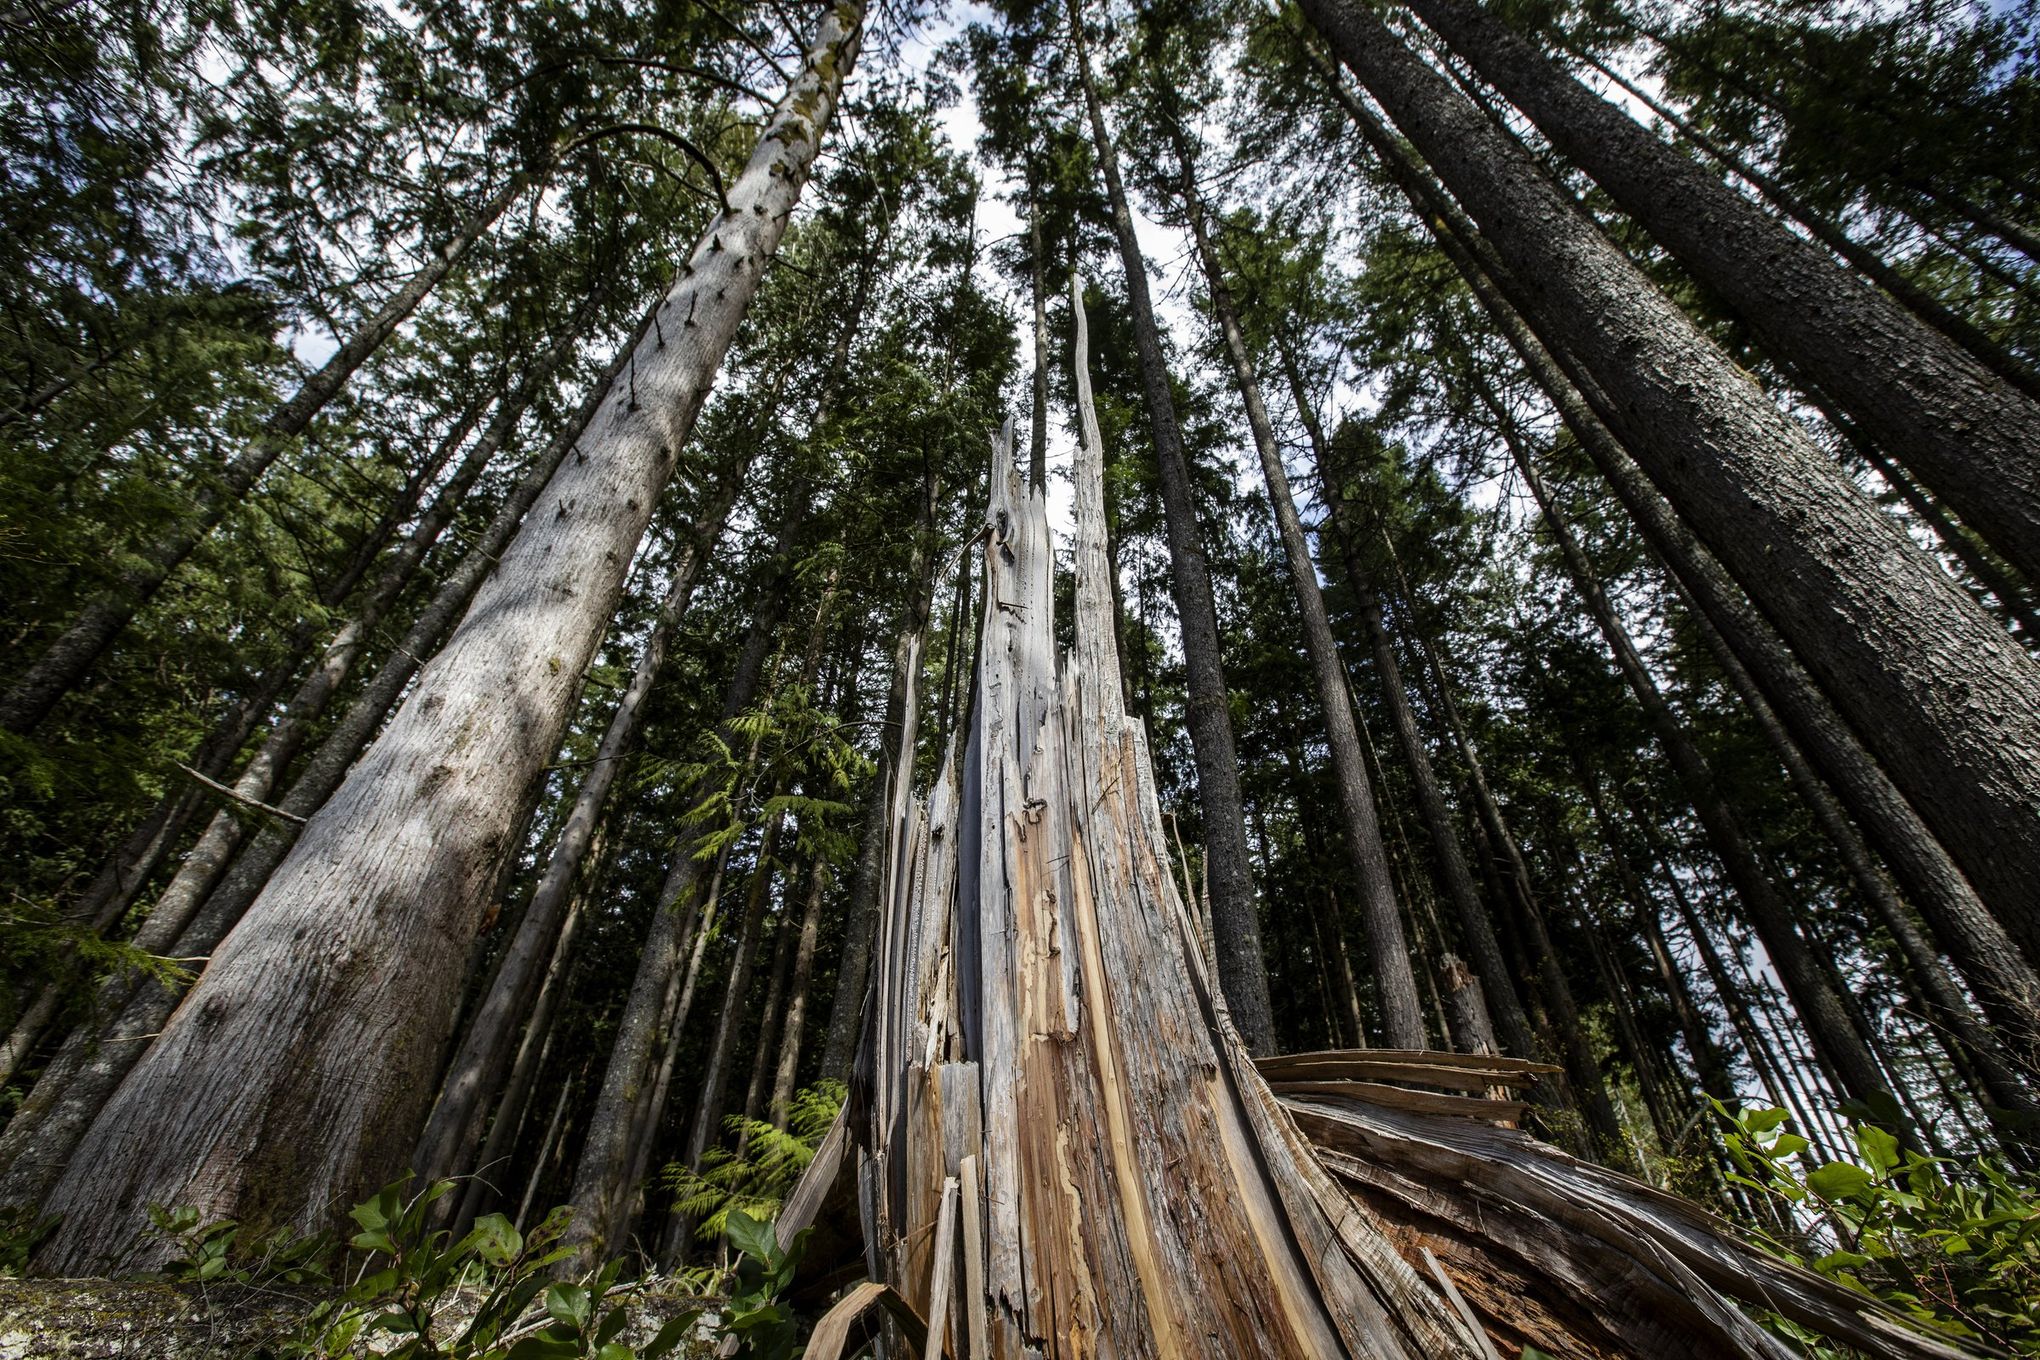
{"left": 780, "top": 309, "right": 1983, "bottom": 1357}
{"left": 847, "top": 407, "right": 1481, "bottom": 1355}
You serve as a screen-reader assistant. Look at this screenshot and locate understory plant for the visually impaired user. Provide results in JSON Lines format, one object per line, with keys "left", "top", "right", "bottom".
{"left": 1721, "top": 1103, "right": 2040, "bottom": 1353}
{"left": 663, "top": 1081, "right": 843, "bottom": 1243}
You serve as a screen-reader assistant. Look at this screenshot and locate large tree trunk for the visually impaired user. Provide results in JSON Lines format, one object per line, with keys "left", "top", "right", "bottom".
{"left": 0, "top": 176, "right": 527, "bottom": 736}
{"left": 1370, "top": 104, "right": 2040, "bottom": 1088}
{"left": 1300, "top": 0, "right": 2040, "bottom": 977}
{"left": 1172, "top": 140, "right": 1425, "bottom": 1050}
{"left": 28, "top": 4, "right": 864, "bottom": 1273}
{"left": 411, "top": 454, "right": 742, "bottom": 1187}
{"left": 1402, "top": 0, "right": 2040, "bottom": 587}
{"left": 1567, "top": 44, "right": 2040, "bottom": 407}
{"left": 1067, "top": 0, "right": 1274, "bottom": 1054}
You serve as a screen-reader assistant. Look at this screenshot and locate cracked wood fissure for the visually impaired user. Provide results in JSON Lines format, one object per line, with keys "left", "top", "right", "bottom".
{"left": 30, "top": 0, "right": 865, "bottom": 1274}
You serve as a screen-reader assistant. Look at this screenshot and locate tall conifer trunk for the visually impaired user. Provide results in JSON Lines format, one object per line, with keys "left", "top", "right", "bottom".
{"left": 1170, "top": 130, "right": 1424, "bottom": 1049}
{"left": 30, "top": 3, "right": 865, "bottom": 1271}
{"left": 1068, "top": 4, "right": 1273, "bottom": 1051}
{"left": 1299, "top": 0, "right": 2040, "bottom": 977}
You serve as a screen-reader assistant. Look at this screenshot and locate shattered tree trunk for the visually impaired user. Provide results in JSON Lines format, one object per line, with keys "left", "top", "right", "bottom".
{"left": 767, "top": 299, "right": 1974, "bottom": 1360}
{"left": 770, "top": 307, "right": 1972, "bottom": 1359}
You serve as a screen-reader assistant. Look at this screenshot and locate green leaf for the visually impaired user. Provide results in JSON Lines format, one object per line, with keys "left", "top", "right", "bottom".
{"left": 505, "top": 1335, "right": 583, "bottom": 1360}
{"left": 546, "top": 1282, "right": 592, "bottom": 1331}
{"left": 596, "top": 1345, "right": 634, "bottom": 1360}
{"left": 1807, "top": 1163, "right": 1875, "bottom": 1200}
{"left": 466, "top": 1213, "right": 522, "bottom": 1267}
{"left": 1769, "top": 1134, "right": 1810, "bottom": 1159}
{"left": 1857, "top": 1124, "right": 1902, "bottom": 1179}
{"left": 725, "top": 1208, "right": 775, "bottom": 1262}
{"left": 1743, "top": 1108, "right": 1789, "bottom": 1135}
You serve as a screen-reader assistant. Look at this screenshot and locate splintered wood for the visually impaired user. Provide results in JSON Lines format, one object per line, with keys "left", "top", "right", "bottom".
{"left": 776, "top": 285, "right": 1983, "bottom": 1359}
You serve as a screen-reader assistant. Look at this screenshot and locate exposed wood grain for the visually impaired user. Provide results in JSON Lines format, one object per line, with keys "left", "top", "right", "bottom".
{"left": 1269, "top": 1081, "right": 1529, "bottom": 1122}
{"left": 801, "top": 1280, "right": 932, "bottom": 1360}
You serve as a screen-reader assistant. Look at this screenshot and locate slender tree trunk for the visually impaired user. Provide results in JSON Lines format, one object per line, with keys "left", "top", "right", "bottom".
{"left": 740, "top": 900, "right": 797, "bottom": 1127}
{"left": 818, "top": 473, "right": 941, "bottom": 1081}
{"left": 449, "top": 810, "right": 621, "bottom": 1235}
{"left": 1170, "top": 137, "right": 1423, "bottom": 1049}
{"left": 557, "top": 538, "right": 802, "bottom": 1271}
{"left": 1320, "top": 889, "right": 1367, "bottom": 1049}
{"left": 1301, "top": 0, "right": 2040, "bottom": 970}
{"left": 1403, "top": 0, "right": 2040, "bottom": 586}
{"left": 412, "top": 455, "right": 744, "bottom": 1186}
{"left": 769, "top": 860, "right": 830, "bottom": 1127}
{"left": 0, "top": 175, "right": 528, "bottom": 735}
{"left": 30, "top": 6, "right": 864, "bottom": 1271}
{"left": 1581, "top": 777, "right": 1737, "bottom": 1104}
{"left": 676, "top": 816, "right": 783, "bottom": 1171}
{"left": 1068, "top": 1, "right": 1273, "bottom": 1053}
{"left": 1499, "top": 422, "right": 1900, "bottom": 1123}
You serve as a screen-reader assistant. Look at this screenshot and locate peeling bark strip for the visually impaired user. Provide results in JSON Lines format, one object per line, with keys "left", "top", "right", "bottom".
{"left": 31, "top": 1, "right": 865, "bottom": 1275}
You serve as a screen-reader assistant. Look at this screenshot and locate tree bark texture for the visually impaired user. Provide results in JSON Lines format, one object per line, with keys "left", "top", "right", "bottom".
{"left": 1404, "top": 0, "right": 2040, "bottom": 586}
{"left": 412, "top": 457, "right": 743, "bottom": 1187}
{"left": 1068, "top": 0, "right": 1273, "bottom": 1054}
{"left": 0, "top": 175, "right": 527, "bottom": 736}
{"left": 29, "top": 3, "right": 864, "bottom": 1272}
{"left": 1302, "top": 0, "right": 2040, "bottom": 989}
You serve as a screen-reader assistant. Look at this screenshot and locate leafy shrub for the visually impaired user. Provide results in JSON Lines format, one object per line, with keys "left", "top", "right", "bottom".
{"left": 1721, "top": 1102, "right": 2040, "bottom": 1353}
